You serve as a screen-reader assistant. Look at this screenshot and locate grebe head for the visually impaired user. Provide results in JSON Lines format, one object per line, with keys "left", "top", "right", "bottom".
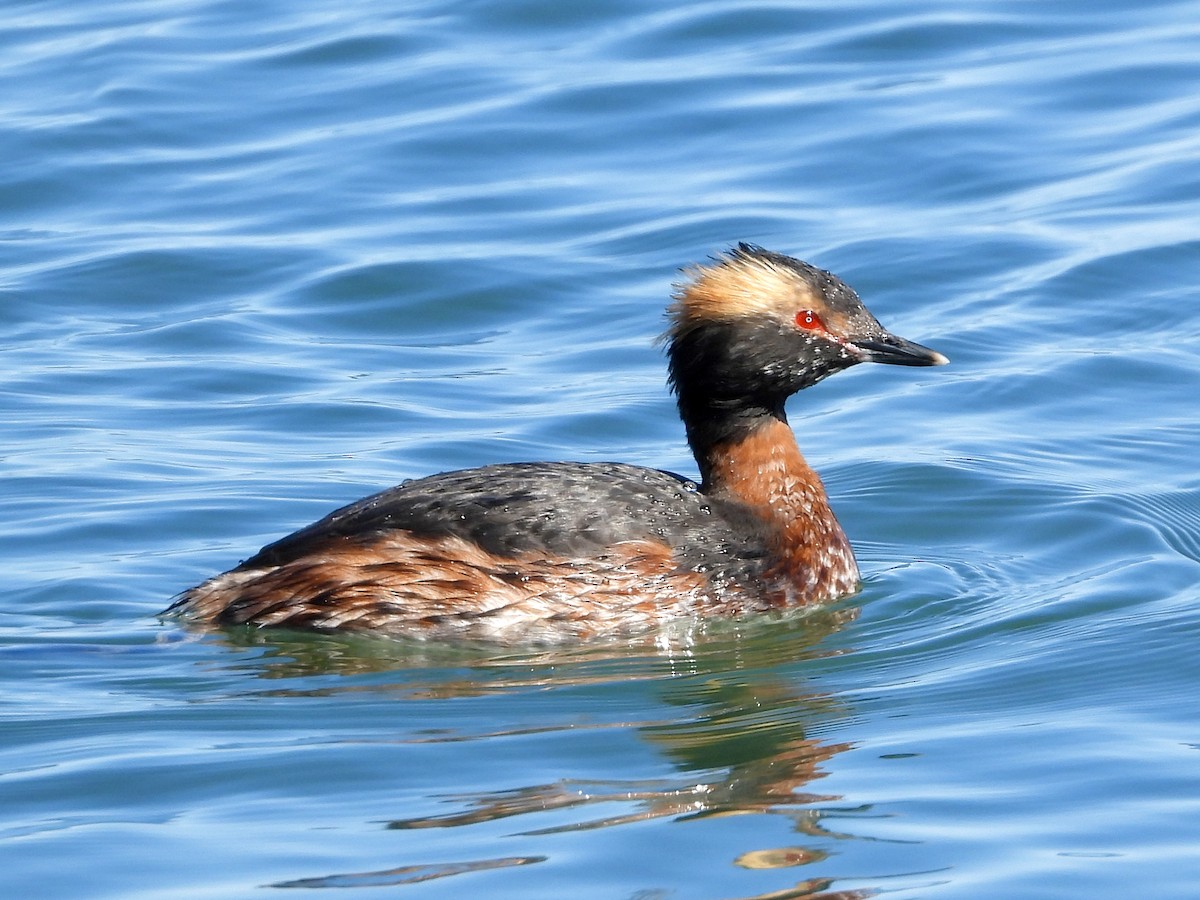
{"left": 666, "top": 244, "right": 947, "bottom": 415}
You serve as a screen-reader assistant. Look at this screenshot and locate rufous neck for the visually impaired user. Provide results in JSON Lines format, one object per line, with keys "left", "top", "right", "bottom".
{"left": 698, "top": 414, "right": 859, "bottom": 599}
{"left": 699, "top": 414, "right": 815, "bottom": 508}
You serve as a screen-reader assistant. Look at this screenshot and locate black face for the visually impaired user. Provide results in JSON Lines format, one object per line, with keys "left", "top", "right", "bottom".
{"left": 729, "top": 247, "right": 946, "bottom": 369}
{"left": 668, "top": 318, "right": 857, "bottom": 411}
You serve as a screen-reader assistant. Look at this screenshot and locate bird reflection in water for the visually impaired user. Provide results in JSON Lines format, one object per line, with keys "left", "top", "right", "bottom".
{"left": 217, "top": 609, "right": 876, "bottom": 898}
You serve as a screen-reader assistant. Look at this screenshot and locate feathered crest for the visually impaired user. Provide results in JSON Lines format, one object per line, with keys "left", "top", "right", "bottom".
{"left": 663, "top": 243, "right": 829, "bottom": 344}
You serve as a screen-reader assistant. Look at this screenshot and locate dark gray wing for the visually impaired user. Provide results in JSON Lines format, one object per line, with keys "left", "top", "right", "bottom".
{"left": 239, "top": 461, "right": 769, "bottom": 577}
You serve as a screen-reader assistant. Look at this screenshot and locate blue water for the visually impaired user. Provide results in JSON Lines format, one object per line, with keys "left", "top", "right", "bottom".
{"left": 4, "top": 0, "right": 1199, "bottom": 896}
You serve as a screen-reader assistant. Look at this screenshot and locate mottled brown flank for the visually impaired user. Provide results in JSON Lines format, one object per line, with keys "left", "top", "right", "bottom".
{"left": 706, "top": 419, "right": 859, "bottom": 605}
{"left": 175, "top": 533, "right": 725, "bottom": 641}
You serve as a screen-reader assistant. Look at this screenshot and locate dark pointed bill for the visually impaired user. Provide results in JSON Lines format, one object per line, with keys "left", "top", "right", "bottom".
{"left": 850, "top": 333, "right": 949, "bottom": 367}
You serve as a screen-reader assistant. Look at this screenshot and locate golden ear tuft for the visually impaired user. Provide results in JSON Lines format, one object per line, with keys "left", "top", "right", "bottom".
{"left": 664, "top": 247, "right": 819, "bottom": 341}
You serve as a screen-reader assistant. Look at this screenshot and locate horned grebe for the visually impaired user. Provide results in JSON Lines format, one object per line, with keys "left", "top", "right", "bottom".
{"left": 167, "top": 245, "right": 947, "bottom": 640}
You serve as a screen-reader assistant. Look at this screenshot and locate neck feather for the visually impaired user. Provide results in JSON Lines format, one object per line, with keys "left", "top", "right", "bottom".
{"left": 697, "top": 414, "right": 860, "bottom": 603}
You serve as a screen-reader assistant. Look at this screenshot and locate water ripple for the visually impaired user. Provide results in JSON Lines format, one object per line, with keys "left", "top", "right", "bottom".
{"left": 6, "top": 1, "right": 1200, "bottom": 897}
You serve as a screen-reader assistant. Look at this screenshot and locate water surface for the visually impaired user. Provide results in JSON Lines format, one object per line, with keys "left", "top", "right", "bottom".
{"left": 4, "top": 1, "right": 1200, "bottom": 897}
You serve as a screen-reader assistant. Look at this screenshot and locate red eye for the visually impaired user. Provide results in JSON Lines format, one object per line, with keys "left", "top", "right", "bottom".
{"left": 796, "top": 310, "right": 826, "bottom": 331}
